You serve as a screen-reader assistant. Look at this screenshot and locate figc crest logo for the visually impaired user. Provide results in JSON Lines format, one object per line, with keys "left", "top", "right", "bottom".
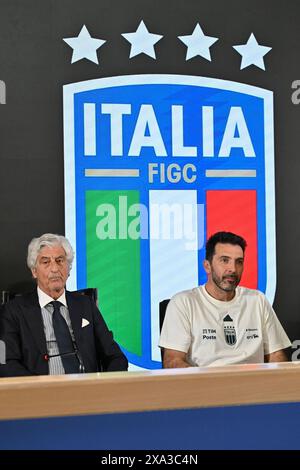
{"left": 63, "top": 74, "right": 275, "bottom": 369}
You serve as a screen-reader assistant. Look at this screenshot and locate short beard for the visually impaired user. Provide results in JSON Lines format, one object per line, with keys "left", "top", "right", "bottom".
{"left": 212, "top": 273, "right": 239, "bottom": 292}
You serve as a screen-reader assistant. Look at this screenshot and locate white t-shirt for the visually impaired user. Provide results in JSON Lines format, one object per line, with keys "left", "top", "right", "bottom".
{"left": 159, "top": 285, "right": 291, "bottom": 367}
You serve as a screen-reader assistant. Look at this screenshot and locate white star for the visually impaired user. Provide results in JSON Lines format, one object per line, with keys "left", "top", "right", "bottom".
{"left": 122, "top": 20, "right": 163, "bottom": 59}
{"left": 178, "top": 24, "right": 218, "bottom": 61}
{"left": 233, "top": 33, "right": 271, "bottom": 71}
{"left": 63, "top": 25, "right": 106, "bottom": 64}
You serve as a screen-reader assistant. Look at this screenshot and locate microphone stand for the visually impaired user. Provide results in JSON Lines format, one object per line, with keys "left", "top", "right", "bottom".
{"left": 44, "top": 348, "right": 85, "bottom": 374}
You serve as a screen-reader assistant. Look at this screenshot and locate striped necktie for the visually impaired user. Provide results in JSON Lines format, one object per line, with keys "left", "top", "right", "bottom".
{"left": 50, "top": 301, "right": 79, "bottom": 374}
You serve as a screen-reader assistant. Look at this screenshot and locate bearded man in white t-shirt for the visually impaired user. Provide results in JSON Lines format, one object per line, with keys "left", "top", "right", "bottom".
{"left": 159, "top": 231, "right": 291, "bottom": 368}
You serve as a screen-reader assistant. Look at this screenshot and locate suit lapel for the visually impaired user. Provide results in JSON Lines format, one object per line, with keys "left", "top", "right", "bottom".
{"left": 66, "top": 292, "right": 83, "bottom": 346}
{"left": 23, "top": 291, "right": 47, "bottom": 355}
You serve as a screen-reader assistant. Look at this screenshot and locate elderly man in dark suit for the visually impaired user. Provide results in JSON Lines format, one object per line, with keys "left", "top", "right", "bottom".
{"left": 0, "top": 233, "right": 128, "bottom": 376}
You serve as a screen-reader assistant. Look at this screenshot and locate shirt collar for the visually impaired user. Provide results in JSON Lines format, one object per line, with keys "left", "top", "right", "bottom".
{"left": 37, "top": 286, "right": 67, "bottom": 308}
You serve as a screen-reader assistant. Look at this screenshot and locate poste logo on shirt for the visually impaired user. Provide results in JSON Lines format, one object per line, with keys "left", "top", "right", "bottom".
{"left": 63, "top": 21, "right": 275, "bottom": 369}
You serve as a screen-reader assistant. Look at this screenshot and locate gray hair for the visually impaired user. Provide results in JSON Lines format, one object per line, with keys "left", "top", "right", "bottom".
{"left": 27, "top": 233, "right": 74, "bottom": 270}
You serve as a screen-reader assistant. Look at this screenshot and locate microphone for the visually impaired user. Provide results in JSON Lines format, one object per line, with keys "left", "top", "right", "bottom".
{"left": 44, "top": 347, "right": 85, "bottom": 374}
{"left": 74, "top": 347, "right": 85, "bottom": 374}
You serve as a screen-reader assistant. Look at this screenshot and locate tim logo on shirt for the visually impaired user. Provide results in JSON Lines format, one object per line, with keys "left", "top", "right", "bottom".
{"left": 63, "top": 74, "right": 275, "bottom": 369}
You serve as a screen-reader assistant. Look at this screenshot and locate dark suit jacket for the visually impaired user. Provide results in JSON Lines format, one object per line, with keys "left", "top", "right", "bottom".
{"left": 0, "top": 290, "right": 128, "bottom": 377}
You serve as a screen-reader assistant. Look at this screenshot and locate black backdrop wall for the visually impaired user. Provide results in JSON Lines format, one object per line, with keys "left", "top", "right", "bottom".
{"left": 0, "top": 0, "right": 299, "bottom": 353}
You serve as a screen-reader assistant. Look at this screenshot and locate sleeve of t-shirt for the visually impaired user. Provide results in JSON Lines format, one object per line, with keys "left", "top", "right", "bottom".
{"left": 158, "top": 293, "right": 191, "bottom": 353}
{"left": 262, "top": 295, "right": 291, "bottom": 354}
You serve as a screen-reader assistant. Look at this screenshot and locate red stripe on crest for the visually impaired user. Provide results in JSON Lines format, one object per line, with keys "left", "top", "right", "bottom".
{"left": 206, "top": 190, "right": 257, "bottom": 289}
